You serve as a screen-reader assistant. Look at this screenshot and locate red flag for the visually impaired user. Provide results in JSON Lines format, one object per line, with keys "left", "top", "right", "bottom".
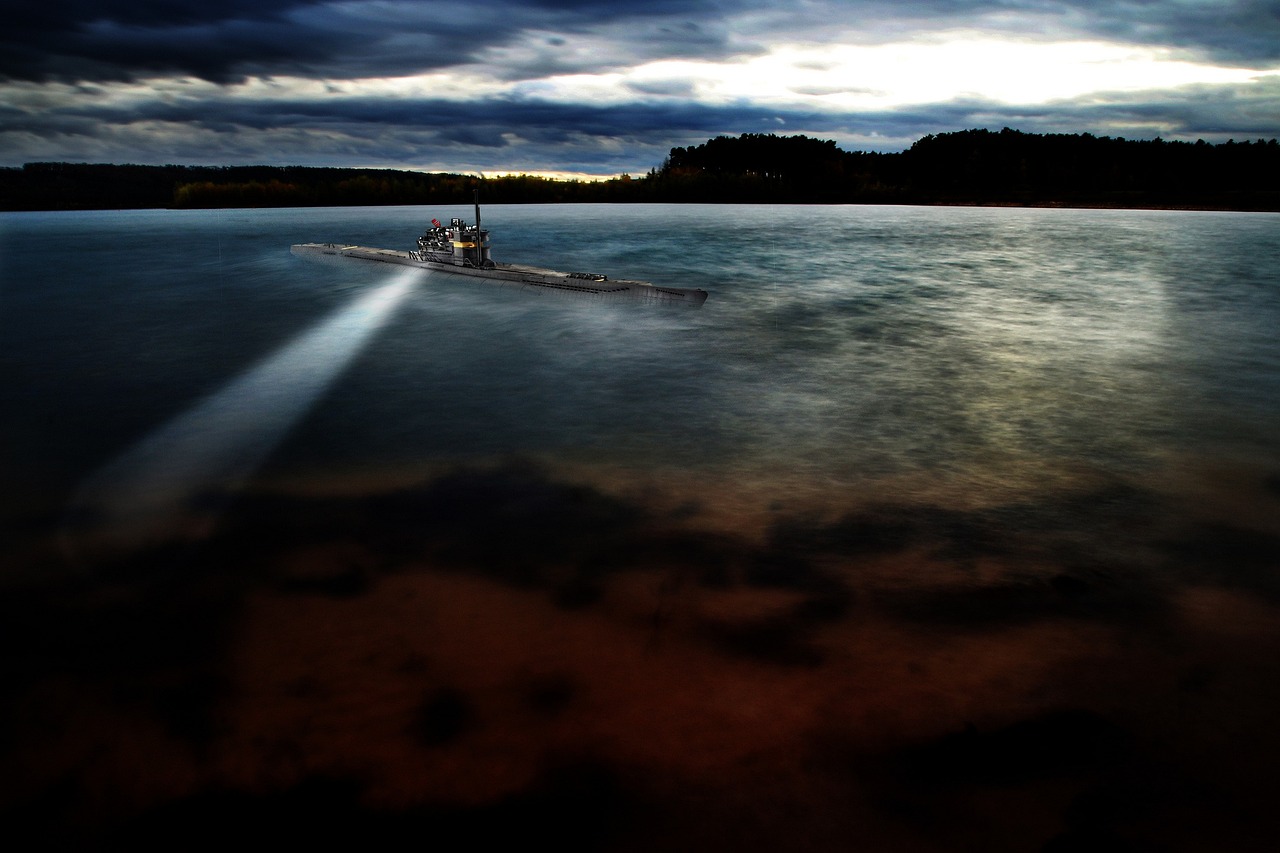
{"left": 431, "top": 218, "right": 441, "bottom": 227}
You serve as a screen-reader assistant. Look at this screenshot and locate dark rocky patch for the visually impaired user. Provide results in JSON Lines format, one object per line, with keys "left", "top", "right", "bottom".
{"left": 277, "top": 564, "right": 372, "bottom": 598}
{"left": 412, "top": 687, "right": 477, "bottom": 747}
{"left": 704, "top": 617, "right": 825, "bottom": 667}
{"left": 762, "top": 483, "right": 1165, "bottom": 573}
{"left": 1046, "top": 770, "right": 1248, "bottom": 853}
{"left": 791, "top": 582, "right": 855, "bottom": 624}
{"left": 220, "top": 462, "right": 660, "bottom": 596}
{"left": 1161, "top": 523, "right": 1280, "bottom": 600}
{"left": 109, "top": 759, "right": 631, "bottom": 851}
{"left": 0, "top": 558, "right": 239, "bottom": 749}
{"left": 743, "top": 547, "right": 824, "bottom": 589}
{"left": 1263, "top": 473, "right": 1280, "bottom": 500}
{"left": 899, "top": 709, "right": 1132, "bottom": 786}
{"left": 387, "top": 463, "right": 641, "bottom": 569}
{"left": 525, "top": 674, "right": 577, "bottom": 716}
{"left": 1, "top": 772, "right": 94, "bottom": 851}
{"left": 553, "top": 575, "right": 605, "bottom": 609}
{"left": 879, "top": 568, "right": 1160, "bottom": 628}
{"left": 1164, "top": 523, "right": 1280, "bottom": 569}
{"left": 767, "top": 510, "right": 916, "bottom": 558}
{"left": 590, "top": 531, "right": 744, "bottom": 588}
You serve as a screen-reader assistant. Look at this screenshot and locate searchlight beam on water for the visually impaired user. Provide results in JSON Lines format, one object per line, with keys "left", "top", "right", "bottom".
{"left": 63, "top": 268, "right": 421, "bottom": 559}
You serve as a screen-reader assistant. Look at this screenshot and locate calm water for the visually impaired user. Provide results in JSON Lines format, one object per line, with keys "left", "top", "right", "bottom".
{"left": 5, "top": 204, "right": 1278, "bottom": 532}
{"left": 3, "top": 204, "right": 1280, "bottom": 848}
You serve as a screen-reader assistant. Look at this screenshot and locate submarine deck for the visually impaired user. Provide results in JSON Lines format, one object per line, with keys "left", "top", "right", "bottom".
{"left": 290, "top": 242, "right": 707, "bottom": 305}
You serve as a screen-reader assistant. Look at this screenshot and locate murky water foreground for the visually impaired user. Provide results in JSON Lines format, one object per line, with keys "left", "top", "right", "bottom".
{"left": 2, "top": 204, "right": 1279, "bottom": 849}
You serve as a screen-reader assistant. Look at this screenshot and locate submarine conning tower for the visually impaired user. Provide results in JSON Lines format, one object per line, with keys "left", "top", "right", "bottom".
{"left": 411, "top": 216, "right": 493, "bottom": 268}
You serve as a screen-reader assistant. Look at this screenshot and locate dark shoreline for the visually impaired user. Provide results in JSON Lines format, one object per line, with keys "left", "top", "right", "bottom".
{"left": 4, "top": 128, "right": 1278, "bottom": 212}
{"left": 4, "top": 197, "right": 1278, "bottom": 214}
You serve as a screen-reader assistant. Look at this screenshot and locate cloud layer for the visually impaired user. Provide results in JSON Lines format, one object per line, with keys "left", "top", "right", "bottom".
{"left": 3, "top": 1, "right": 1278, "bottom": 174}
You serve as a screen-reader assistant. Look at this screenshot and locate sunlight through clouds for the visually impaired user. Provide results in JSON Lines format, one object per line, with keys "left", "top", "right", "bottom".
{"left": 1, "top": 1, "right": 1277, "bottom": 172}
{"left": 519, "top": 37, "right": 1272, "bottom": 110}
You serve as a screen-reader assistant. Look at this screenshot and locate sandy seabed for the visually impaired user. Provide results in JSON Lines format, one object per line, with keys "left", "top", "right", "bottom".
{"left": 4, "top": 460, "right": 1280, "bottom": 851}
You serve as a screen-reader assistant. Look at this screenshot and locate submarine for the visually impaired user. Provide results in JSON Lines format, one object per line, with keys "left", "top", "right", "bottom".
{"left": 291, "top": 193, "right": 709, "bottom": 306}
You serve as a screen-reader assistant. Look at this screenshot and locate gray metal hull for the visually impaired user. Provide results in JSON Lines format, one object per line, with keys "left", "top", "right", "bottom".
{"left": 290, "top": 242, "right": 708, "bottom": 306}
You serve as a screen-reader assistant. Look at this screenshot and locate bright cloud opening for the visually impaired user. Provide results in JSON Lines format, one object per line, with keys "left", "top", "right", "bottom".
{"left": 524, "top": 36, "right": 1273, "bottom": 110}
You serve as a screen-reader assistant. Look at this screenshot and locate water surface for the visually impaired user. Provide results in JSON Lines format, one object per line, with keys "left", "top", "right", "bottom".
{"left": 3, "top": 204, "right": 1279, "bottom": 849}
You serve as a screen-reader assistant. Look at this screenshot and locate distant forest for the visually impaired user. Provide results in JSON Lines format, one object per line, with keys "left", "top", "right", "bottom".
{"left": 2, "top": 128, "right": 1278, "bottom": 211}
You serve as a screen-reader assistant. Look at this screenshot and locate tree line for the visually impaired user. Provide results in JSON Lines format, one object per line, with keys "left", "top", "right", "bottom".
{"left": 0, "top": 163, "right": 623, "bottom": 210}
{"left": 2, "top": 128, "right": 1277, "bottom": 211}
{"left": 644, "top": 129, "right": 1280, "bottom": 208}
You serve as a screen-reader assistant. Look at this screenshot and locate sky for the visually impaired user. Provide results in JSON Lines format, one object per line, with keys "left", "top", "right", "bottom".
{"left": 3, "top": 1, "right": 1279, "bottom": 178}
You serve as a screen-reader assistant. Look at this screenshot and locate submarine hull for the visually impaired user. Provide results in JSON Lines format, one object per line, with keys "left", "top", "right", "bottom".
{"left": 291, "top": 242, "right": 708, "bottom": 306}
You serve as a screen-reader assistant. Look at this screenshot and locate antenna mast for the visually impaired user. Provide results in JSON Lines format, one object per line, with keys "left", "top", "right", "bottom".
{"left": 473, "top": 188, "right": 482, "bottom": 267}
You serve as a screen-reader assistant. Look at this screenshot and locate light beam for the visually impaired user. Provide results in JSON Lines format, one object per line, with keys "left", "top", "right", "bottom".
{"left": 63, "top": 268, "right": 420, "bottom": 559}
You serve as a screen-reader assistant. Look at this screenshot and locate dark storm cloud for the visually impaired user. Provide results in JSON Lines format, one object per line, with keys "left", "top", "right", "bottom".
{"left": 839, "top": 1, "right": 1280, "bottom": 65}
{"left": 6, "top": 2, "right": 1278, "bottom": 85}
{"left": 38, "top": 72, "right": 1280, "bottom": 141}
{"left": 945, "top": 75, "right": 1280, "bottom": 140}
{"left": 12, "top": 93, "right": 804, "bottom": 170}
{"left": 7, "top": 77, "right": 1274, "bottom": 175}
{"left": 4, "top": 1, "right": 325, "bottom": 81}
{"left": 849, "top": 80, "right": 1280, "bottom": 148}
{"left": 3, "top": 3, "right": 484, "bottom": 83}
{"left": 0, "top": 1, "right": 750, "bottom": 84}
{"left": 1070, "top": 0, "right": 1280, "bottom": 65}
{"left": 46, "top": 95, "right": 769, "bottom": 138}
